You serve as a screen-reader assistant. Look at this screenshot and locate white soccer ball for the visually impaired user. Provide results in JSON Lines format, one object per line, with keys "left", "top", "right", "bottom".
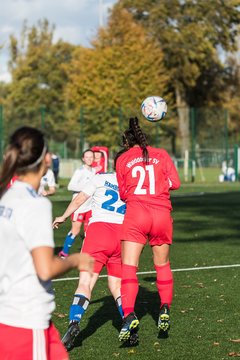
{"left": 141, "top": 96, "right": 167, "bottom": 122}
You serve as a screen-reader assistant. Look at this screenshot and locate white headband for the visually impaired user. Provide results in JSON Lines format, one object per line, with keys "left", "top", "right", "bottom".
{"left": 18, "top": 144, "right": 48, "bottom": 171}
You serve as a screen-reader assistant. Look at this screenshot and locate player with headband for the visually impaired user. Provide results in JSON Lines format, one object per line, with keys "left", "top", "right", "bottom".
{"left": 0, "top": 126, "right": 94, "bottom": 359}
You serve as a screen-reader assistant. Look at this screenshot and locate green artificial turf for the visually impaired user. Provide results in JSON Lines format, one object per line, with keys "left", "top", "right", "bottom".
{"left": 51, "top": 182, "right": 240, "bottom": 360}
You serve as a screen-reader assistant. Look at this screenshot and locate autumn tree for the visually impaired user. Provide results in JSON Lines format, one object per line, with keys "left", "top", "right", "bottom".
{"left": 116, "top": 0, "right": 240, "bottom": 155}
{"left": 6, "top": 19, "right": 75, "bottom": 142}
{"left": 224, "top": 41, "right": 240, "bottom": 145}
{"left": 64, "top": 8, "right": 172, "bottom": 151}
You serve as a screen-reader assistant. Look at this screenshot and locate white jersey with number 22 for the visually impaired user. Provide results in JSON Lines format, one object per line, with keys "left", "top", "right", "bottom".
{"left": 81, "top": 172, "right": 126, "bottom": 225}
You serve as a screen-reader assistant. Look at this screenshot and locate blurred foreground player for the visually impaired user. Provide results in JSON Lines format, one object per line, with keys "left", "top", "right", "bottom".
{"left": 0, "top": 126, "right": 94, "bottom": 359}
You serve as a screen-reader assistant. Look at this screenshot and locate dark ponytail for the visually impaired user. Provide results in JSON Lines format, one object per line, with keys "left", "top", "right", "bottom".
{"left": 114, "top": 117, "right": 149, "bottom": 168}
{"left": 0, "top": 126, "right": 47, "bottom": 198}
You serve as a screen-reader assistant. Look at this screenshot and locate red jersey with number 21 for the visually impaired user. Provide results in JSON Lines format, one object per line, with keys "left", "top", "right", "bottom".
{"left": 116, "top": 146, "right": 180, "bottom": 210}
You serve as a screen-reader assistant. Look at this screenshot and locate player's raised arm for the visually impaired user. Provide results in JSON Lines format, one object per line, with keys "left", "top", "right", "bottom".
{"left": 53, "top": 191, "right": 90, "bottom": 228}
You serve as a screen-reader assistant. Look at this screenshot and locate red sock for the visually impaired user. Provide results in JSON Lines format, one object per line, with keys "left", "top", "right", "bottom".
{"left": 121, "top": 264, "right": 138, "bottom": 317}
{"left": 155, "top": 262, "right": 173, "bottom": 308}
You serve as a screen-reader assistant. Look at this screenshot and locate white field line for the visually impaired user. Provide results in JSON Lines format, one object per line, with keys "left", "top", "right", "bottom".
{"left": 52, "top": 263, "right": 240, "bottom": 282}
{"left": 172, "top": 190, "right": 237, "bottom": 197}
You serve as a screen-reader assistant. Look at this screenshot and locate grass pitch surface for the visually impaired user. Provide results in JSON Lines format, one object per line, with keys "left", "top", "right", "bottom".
{"left": 51, "top": 182, "right": 240, "bottom": 360}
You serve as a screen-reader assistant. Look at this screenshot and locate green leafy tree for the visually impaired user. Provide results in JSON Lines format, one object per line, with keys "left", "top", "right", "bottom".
{"left": 224, "top": 46, "right": 240, "bottom": 145}
{"left": 6, "top": 19, "right": 75, "bottom": 142}
{"left": 65, "top": 8, "right": 172, "bottom": 152}
{"left": 116, "top": 0, "right": 240, "bottom": 155}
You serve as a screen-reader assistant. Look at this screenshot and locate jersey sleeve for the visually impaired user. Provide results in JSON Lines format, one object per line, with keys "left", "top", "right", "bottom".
{"left": 81, "top": 176, "right": 98, "bottom": 197}
{"left": 116, "top": 157, "right": 127, "bottom": 201}
{"left": 19, "top": 198, "right": 54, "bottom": 251}
{"left": 164, "top": 151, "right": 181, "bottom": 190}
{"left": 47, "top": 169, "right": 56, "bottom": 187}
{"left": 67, "top": 169, "right": 82, "bottom": 192}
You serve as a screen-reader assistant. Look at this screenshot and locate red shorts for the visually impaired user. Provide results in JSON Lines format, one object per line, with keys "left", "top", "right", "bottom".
{"left": 81, "top": 222, "right": 122, "bottom": 277}
{"left": 0, "top": 322, "right": 68, "bottom": 360}
{"left": 121, "top": 201, "right": 173, "bottom": 246}
{"left": 71, "top": 209, "right": 92, "bottom": 223}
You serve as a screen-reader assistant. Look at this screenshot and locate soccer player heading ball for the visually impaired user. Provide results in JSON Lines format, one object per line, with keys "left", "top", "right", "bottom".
{"left": 115, "top": 117, "right": 180, "bottom": 342}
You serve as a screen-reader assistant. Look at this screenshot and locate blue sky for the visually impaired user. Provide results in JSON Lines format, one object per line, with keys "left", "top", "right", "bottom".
{"left": 0, "top": 0, "right": 117, "bottom": 82}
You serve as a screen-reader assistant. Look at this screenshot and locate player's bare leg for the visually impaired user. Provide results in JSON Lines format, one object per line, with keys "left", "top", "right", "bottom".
{"left": 59, "top": 221, "right": 82, "bottom": 258}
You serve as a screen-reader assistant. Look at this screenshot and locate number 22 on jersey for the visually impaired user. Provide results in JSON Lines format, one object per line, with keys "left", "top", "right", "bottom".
{"left": 101, "top": 189, "right": 126, "bottom": 214}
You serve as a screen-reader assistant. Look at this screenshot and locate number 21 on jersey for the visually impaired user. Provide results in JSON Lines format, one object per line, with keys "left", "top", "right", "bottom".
{"left": 132, "top": 165, "right": 155, "bottom": 195}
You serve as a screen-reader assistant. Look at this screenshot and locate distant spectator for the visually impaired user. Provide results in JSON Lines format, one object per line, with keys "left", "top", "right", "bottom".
{"left": 52, "top": 153, "right": 60, "bottom": 184}
{"left": 219, "top": 160, "right": 236, "bottom": 182}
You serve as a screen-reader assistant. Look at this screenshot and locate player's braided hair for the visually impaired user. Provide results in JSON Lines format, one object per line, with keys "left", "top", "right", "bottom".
{"left": 114, "top": 117, "right": 149, "bottom": 169}
{"left": 0, "top": 126, "right": 47, "bottom": 198}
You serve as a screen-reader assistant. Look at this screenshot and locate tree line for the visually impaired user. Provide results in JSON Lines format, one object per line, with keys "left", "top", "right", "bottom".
{"left": 0, "top": 1, "right": 240, "bottom": 157}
